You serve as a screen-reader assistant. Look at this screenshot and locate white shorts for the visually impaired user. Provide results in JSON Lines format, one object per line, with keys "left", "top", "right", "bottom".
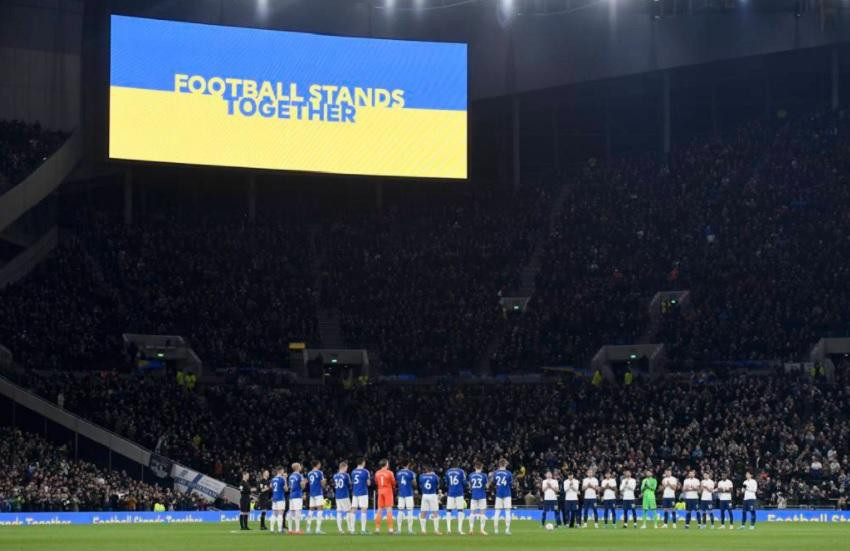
{"left": 353, "top": 495, "right": 369, "bottom": 509}
{"left": 309, "top": 496, "right": 324, "bottom": 508}
{"left": 335, "top": 498, "right": 351, "bottom": 512}
{"left": 421, "top": 494, "right": 439, "bottom": 512}
{"left": 289, "top": 498, "right": 303, "bottom": 511}
{"left": 398, "top": 496, "right": 414, "bottom": 510}
{"left": 470, "top": 498, "right": 487, "bottom": 510}
{"left": 495, "top": 497, "right": 512, "bottom": 509}
{"left": 446, "top": 496, "right": 464, "bottom": 510}
{"left": 272, "top": 500, "right": 286, "bottom": 511}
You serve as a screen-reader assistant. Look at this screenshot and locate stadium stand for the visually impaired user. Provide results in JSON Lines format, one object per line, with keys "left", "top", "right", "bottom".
{"left": 9, "top": 366, "right": 849, "bottom": 509}
{"left": 0, "top": 427, "right": 203, "bottom": 512}
{"left": 2, "top": 110, "right": 850, "bottom": 376}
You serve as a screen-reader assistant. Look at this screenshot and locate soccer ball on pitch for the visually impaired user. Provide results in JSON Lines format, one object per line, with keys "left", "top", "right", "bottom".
{"left": 545, "top": 523, "right": 554, "bottom": 531}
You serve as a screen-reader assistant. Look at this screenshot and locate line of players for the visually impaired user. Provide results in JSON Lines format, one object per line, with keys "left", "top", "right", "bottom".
{"left": 258, "top": 458, "right": 759, "bottom": 535}
{"left": 540, "top": 467, "right": 759, "bottom": 531}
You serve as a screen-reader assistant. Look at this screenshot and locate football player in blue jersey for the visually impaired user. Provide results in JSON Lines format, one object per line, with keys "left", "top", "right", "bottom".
{"left": 332, "top": 461, "right": 354, "bottom": 534}
{"left": 288, "top": 463, "right": 306, "bottom": 533}
{"left": 269, "top": 466, "right": 287, "bottom": 534}
{"left": 351, "top": 458, "right": 371, "bottom": 534}
{"left": 467, "top": 461, "right": 489, "bottom": 535}
{"left": 418, "top": 464, "right": 442, "bottom": 535}
{"left": 306, "top": 460, "right": 326, "bottom": 534}
{"left": 491, "top": 458, "right": 514, "bottom": 535}
{"left": 396, "top": 460, "right": 417, "bottom": 534}
{"left": 444, "top": 463, "right": 467, "bottom": 534}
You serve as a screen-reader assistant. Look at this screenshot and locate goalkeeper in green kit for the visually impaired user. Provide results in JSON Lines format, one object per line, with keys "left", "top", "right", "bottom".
{"left": 640, "top": 470, "right": 658, "bottom": 529}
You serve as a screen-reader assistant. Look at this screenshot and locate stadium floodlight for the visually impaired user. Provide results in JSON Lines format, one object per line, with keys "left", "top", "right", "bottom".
{"left": 496, "top": 0, "right": 515, "bottom": 28}
{"left": 257, "top": 0, "right": 269, "bottom": 20}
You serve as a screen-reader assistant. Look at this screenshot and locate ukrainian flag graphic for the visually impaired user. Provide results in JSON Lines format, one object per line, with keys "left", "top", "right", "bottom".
{"left": 109, "top": 15, "right": 467, "bottom": 179}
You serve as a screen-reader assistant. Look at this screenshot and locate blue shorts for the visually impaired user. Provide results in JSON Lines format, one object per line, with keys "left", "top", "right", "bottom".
{"left": 543, "top": 500, "right": 558, "bottom": 512}
{"left": 583, "top": 500, "right": 597, "bottom": 511}
{"left": 564, "top": 500, "right": 579, "bottom": 512}
{"left": 718, "top": 500, "right": 732, "bottom": 511}
{"left": 699, "top": 500, "right": 712, "bottom": 511}
{"left": 661, "top": 498, "right": 675, "bottom": 509}
{"left": 742, "top": 499, "right": 757, "bottom": 512}
{"left": 622, "top": 499, "right": 635, "bottom": 510}
{"left": 685, "top": 498, "right": 699, "bottom": 511}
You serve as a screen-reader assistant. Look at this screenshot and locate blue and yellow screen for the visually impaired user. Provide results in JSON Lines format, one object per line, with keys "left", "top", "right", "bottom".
{"left": 109, "top": 15, "right": 467, "bottom": 179}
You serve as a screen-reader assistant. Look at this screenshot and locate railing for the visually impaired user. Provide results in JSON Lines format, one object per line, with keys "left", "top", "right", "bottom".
{"left": 0, "top": 374, "right": 240, "bottom": 505}
{"left": 0, "top": 130, "right": 81, "bottom": 234}
{"left": 0, "top": 226, "right": 58, "bottom": 288}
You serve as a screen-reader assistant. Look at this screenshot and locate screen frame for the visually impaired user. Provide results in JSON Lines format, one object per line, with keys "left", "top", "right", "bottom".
{"left": 106, "top": 14, "right": 470, "bottom": 183}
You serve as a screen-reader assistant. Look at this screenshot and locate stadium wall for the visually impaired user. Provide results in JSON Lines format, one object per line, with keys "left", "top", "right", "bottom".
{"left": 98, "top": 0, "right": 850, "bottom": 101}
{"left": 1, "top": 509, "right": 849, "bottom": 526}
{"left": 0, "top": 0, "right": 82, "bottom": 131}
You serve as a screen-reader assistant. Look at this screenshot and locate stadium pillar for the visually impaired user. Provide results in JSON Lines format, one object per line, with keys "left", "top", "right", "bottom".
{"left": 661, "top": 70, "right": 671, "bottom": 156}
{"left": 832, "top": 46, "right": 840, "bottom": 111}
{"left": 247, "top": 174, "right": 256, "bottom": 223}
{"left": 512, "top": 95, "right": 521, "bottom": 189}
{"left": 123, "top": 169, "right": 133, "bottom": 228}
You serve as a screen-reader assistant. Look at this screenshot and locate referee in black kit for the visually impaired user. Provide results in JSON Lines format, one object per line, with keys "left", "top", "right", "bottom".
{"left": 239, "top": 471, "right": 255, "bottom": 530}
{"left": 257, "top": 469, "right": 271, "bottom": 530}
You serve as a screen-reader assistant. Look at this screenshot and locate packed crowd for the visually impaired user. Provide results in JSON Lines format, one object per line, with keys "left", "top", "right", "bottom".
{"left": 659, "top": 109, "right": 850, "bottom": 367}
{"left": 0, "top": 120, "right": 65, "bottom": 192}
{"left": 317, "top": 186, "right": 550, "bottom": 374}
{"left": 1, "top": 109, "right": 849, "bottom": 376}
{"left": 0, "top": 427, "right": 203, "bottom": 512}
{"left": 491, "top": 120, "right": 776, "bottom": 372}
{"left": 0, "top": 211, "right": 318, "bottom": 369}
{"left": 11, "top": 367, "right": 849, "bottom": 508}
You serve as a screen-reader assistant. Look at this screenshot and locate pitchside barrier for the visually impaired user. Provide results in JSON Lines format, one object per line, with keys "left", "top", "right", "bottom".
{"left": 1, "top": 509, "right": 849, "bottom": 526}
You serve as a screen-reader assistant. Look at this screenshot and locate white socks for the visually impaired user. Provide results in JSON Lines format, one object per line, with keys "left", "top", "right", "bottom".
{"left": 493, "top": 510, "right": 501, "bottom": 532}
{"left": 419, "top": 516, "right": 427, "bottom": 533}
{"left": 315, "top": 510, "right": 323, "bottom": 532}
{"left": 445, "top": 511, "right": 453, "bottom": 533}
{"left": 347, "top": 511, "right": 355, "bottom": 532}
{"left": 458, "top": 511, "right": 465, "bottom": 532}
{"left": 360, "top": 510, "right": 367, "bottom": 531}
{"left": 336, "top": 512, "right": 344, "bottom": 532}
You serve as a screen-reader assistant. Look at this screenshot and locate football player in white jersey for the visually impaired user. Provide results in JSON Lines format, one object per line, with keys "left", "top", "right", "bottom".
{"left": 741, "top": 471, "right": 758, "bottom": 530}
{"left": 699, "top": 471, "right": 716, "bottom": 529}
{"left": 717, "top": 474, "right": 734, "bottom": 529}
{"left": 682, "top": 469, "right": 701, "bottom": 529}
{"left": 541, "top": 471, "right": 561, "bottom": 528}
{"left": 581, "top": 468, "right": 600, "bottom": 528}
{"left": 600, "top": 471, "right": 618, "bottom": 528}
{"left": 660, "top": 468, "right": 679, "bottom": 528}
{"left": 619, "top": 469, "right": 638, "bottom": 528}
{"left": 563, "top": 472, "right": 580, "bottom": 528}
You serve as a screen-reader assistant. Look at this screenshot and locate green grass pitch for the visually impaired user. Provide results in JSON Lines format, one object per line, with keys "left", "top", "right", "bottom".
{"left": 1, "top": 521, "right": 849, "bottom": 551}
